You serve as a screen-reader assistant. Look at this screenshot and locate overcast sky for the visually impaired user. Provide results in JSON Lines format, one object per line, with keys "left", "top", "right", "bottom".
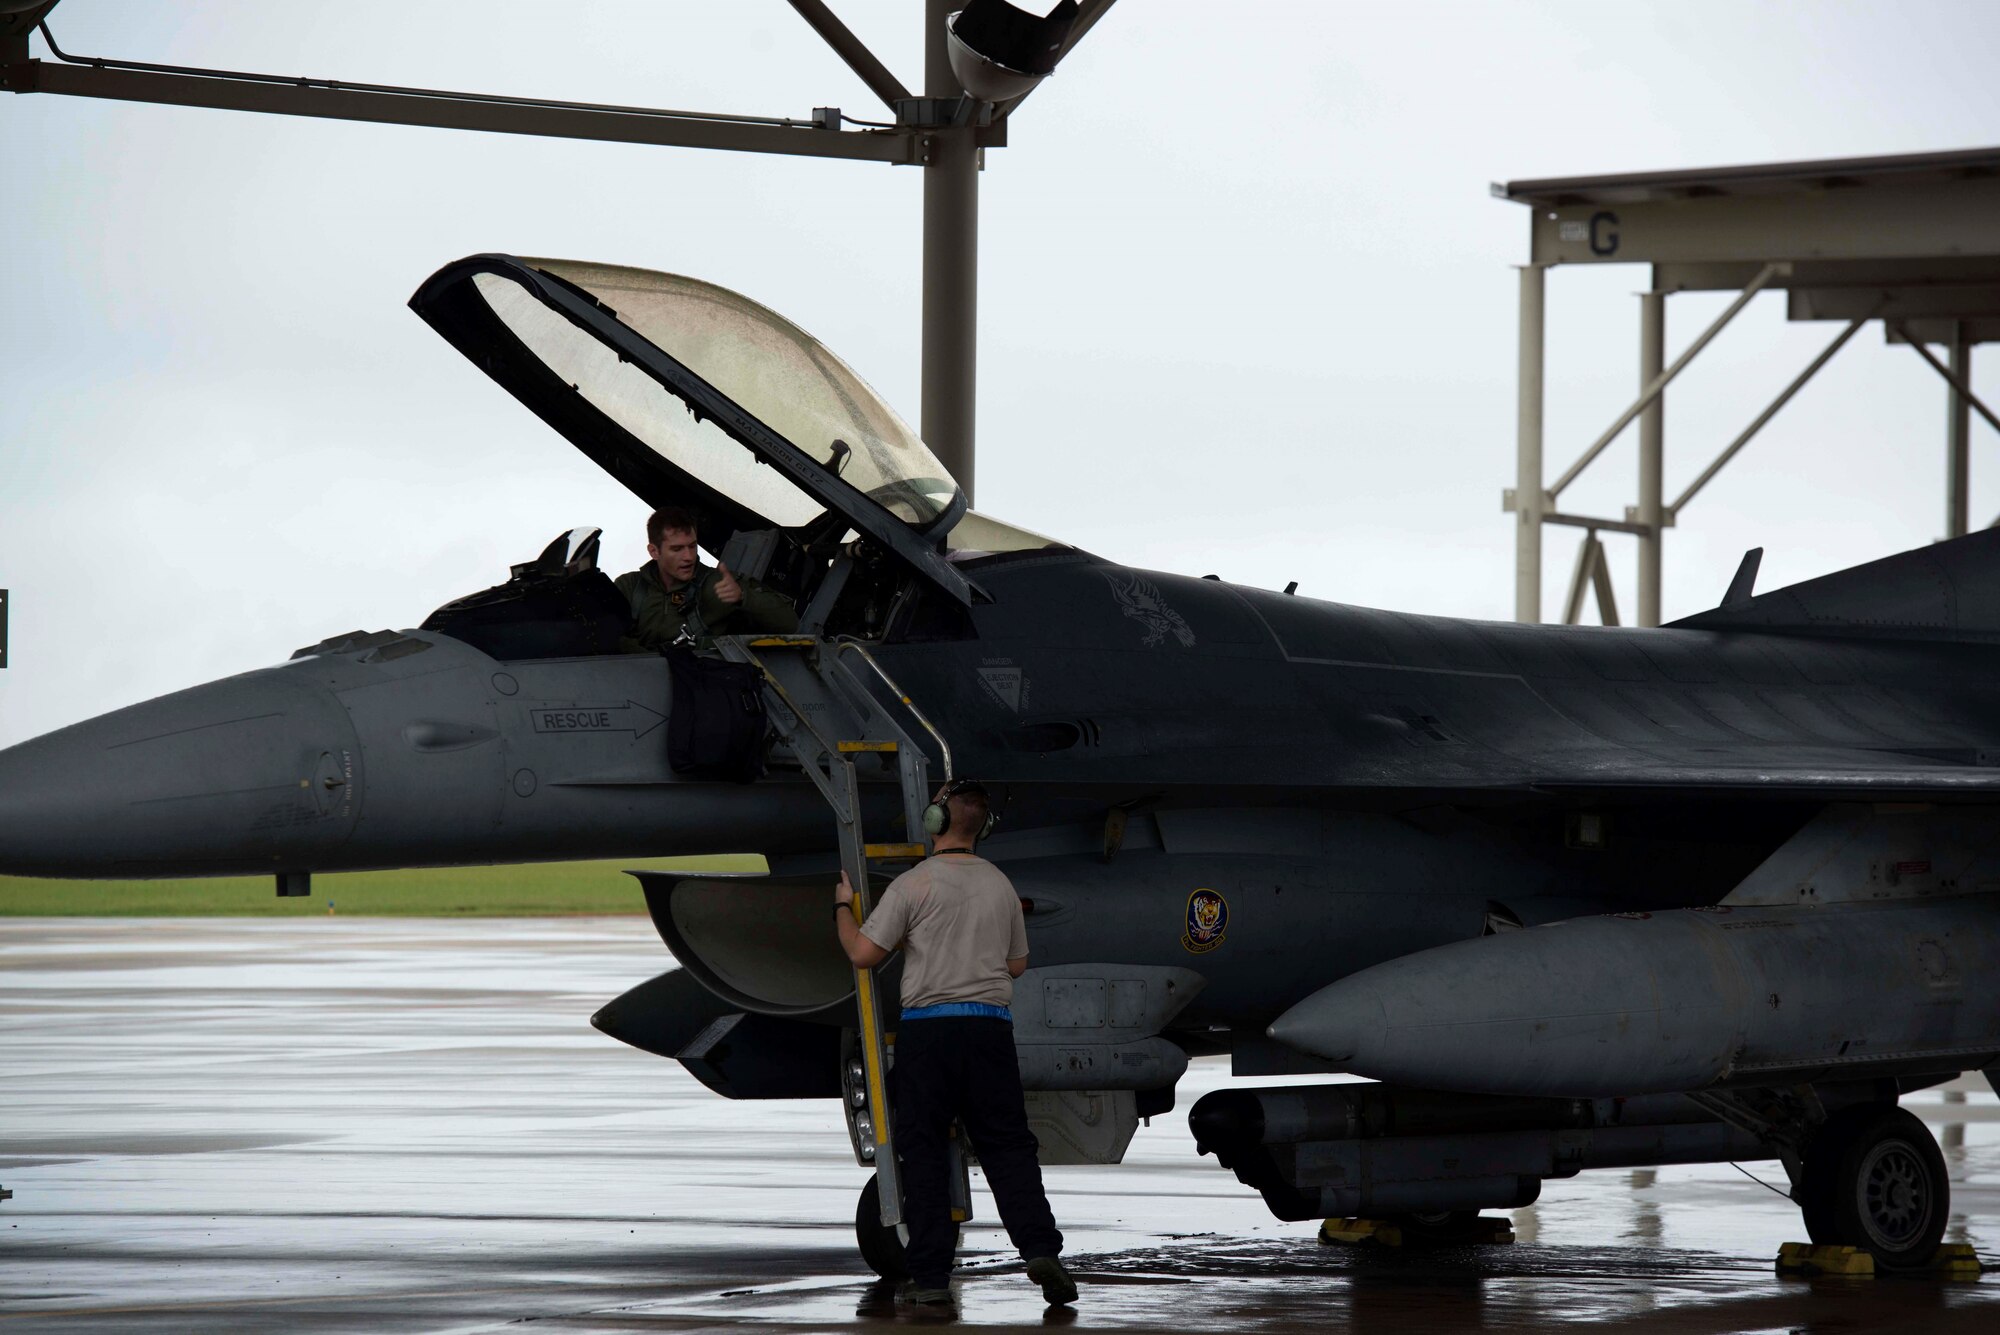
{"left": 5, "top": 0, "right": 2000, "bottom": 747}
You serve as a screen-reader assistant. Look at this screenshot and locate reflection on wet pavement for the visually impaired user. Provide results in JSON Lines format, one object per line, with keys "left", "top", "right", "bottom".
{"left": 1, "top": 918, "right": 1994, "bottom": 1332}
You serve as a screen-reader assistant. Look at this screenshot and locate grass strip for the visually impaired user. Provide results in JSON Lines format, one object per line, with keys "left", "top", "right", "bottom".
{"left": 0, "top": 855, "right": 766, "bottom": 917}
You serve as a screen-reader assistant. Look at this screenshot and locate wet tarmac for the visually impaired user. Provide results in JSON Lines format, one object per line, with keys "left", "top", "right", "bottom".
{"left": 1, "top": 916, "right": 1995, "bottom": 1332}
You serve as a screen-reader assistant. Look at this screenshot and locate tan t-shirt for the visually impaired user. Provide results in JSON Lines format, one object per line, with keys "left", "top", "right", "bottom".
{"left": 860, "top": 853, "right": 1029, "bottom": 1010}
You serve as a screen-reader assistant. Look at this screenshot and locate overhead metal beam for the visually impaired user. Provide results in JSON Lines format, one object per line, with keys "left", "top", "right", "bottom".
{"left": 1502, "top": 145, "right": 2000, "bottom": 211}
{"left": 1889, "top": 318, "right": 2000, "bottom": 347}
{"left": 1544, "top": 511, "right": 1653, "bottom": 538}
{"left": 787, "top": 0, "right": 913, "bottom": 110}
{"left": 1526, "top": 176, "right": 2000, "bottom": 267}
{"left": 3, "top": 56, "right": 916, "bottom": 164}
{"left": 1549, "top": 262, "right": 1784, "bottom": 497}
{"left": 1670, "top": 316, "right": 1868, "bottom": 518}
{"left": 1659, "top": 257, "right": 2000, "bottom": 294}
{"left": 1790, "top": 284, "right": 2000, "bottom": 322}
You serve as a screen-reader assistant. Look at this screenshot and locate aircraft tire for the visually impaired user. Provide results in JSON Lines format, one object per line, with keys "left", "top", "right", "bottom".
{"left": 855, "top": 1175, "right": 909, "bottom": 1280}
{"left": 1799, "top": 1104, "right": 1948, "bottom": 1270}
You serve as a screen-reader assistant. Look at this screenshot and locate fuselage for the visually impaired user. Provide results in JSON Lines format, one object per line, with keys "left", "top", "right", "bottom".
{"left": 2, "top": 549, "right": 1990, "bottom": 894}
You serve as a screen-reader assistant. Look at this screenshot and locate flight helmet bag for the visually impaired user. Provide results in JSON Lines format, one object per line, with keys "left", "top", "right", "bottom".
{"left": 663, "top": 646, "right": 767, "bottom": 783}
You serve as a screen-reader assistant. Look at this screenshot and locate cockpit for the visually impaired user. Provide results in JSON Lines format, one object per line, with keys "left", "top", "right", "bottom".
{"left": 407, "top": 255, "right": 1067, "bottom": 658}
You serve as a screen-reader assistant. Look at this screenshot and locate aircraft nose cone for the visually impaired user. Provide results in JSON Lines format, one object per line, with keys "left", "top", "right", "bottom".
{"left": 1267, "top": 977, "right": 1388, "bottom": 1067}
{"left": 0, "top": 668, "right": 360, "bottom": 878}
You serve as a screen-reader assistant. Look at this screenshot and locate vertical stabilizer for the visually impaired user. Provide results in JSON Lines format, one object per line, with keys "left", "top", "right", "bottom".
{"left": 1721, "top": 548, "right": 1763, "bottom": 609}
{"left": 1670, "top": 528, "right": 2000, "bottom": 641}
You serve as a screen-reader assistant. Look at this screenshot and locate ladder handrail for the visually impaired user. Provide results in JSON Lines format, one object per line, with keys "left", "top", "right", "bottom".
{"left": 716, "top": 638, "right": 855, "bottom": 821}
{"left": 710, "top": 632, "right": 972, "bottom": 1234}
{"left": 834, "top": 640, "right": 954, "bottom": 784}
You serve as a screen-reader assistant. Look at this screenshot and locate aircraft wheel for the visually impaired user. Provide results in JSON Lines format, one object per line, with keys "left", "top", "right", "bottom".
{"left": 1799, "top": 1105, "right": 1948, "bottom": 1270}
{"left": 855, "top": 1175, "right": 909, "bottom": 1280}
{"left": 1387, "top": 1210, "right": 1488, "bottom": 1245}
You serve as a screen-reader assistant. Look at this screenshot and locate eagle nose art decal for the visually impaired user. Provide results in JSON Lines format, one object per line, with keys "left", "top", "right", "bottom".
{"left": 1105, "top": 572, "right": 1196, "bottom": 648}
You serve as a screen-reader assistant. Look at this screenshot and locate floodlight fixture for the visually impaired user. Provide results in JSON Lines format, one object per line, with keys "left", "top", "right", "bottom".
{"left": 0, "top": 1, "right": 57, "bottom": 56}
{"left": 946, "top": 0, "right": 1080, "bottom": 105}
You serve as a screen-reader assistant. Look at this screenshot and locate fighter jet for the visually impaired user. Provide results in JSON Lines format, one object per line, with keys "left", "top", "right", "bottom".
{"left": 4, "top": 253, "right": 1998, "bottom": 1275}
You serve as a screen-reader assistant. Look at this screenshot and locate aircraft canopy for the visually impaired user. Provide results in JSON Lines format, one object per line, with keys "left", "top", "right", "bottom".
{"left": 489, "top": 260, "right": 958, "bottom": 531}
{"left": 411, "top": 254, "right": 1058, "bottom": 605}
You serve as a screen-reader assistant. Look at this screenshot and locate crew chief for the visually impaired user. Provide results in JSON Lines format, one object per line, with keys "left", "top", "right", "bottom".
{"left": 834, "top": 778, "right": 1077, "bottom": 1309}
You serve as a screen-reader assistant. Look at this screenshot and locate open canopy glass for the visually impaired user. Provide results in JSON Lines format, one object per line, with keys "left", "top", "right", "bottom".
{"left": 412, "top": 254, "right": 1059, "bottom": 605}
{"left": 494, "top": 260, "right": 962, "bottom": 530}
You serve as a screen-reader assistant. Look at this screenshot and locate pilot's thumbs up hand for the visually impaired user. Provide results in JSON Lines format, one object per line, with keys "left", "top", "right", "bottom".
{"left": 835, "top": 870, "right": 855, "bottom": 908}
{"left": 712, "top": 562, "right": 744, "bottom": 605}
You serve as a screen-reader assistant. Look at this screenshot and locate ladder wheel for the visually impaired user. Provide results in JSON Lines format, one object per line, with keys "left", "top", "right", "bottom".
{"left": 855, "top": 1175, "right": 909, "bottom": 1280}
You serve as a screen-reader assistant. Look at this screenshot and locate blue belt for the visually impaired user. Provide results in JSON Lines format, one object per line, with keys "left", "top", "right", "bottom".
{"left": 901, "top": 1002, "right": 1012, "bottom": 1022}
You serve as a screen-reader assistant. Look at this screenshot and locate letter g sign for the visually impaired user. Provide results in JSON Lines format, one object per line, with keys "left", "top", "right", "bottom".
{"left": 1589, "top": 210, "right": 1620, "bottom": 257}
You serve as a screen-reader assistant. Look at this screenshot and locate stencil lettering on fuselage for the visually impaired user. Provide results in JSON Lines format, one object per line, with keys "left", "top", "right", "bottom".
{"left": 526, "top": 702, "right": 666, "bottom": 740}
{"left": 978, "top": 661, "right": 1025, "bottom": 712}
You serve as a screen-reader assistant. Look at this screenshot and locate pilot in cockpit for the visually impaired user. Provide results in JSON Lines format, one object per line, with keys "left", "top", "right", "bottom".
{"left": 616, "top": 506, "right": 797, "bottom": 653}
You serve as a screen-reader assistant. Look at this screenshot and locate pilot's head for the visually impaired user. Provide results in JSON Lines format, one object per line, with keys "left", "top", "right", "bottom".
{"left": 646, "top": 507, "right": 702, "bottom": 586}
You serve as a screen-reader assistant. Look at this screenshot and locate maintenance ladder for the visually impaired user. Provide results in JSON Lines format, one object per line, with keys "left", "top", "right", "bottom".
{"left": 716, "top": 634, "right": 972, "bottom": 1238}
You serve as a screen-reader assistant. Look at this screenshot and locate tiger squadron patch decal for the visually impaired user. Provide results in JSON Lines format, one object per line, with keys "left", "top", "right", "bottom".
{"left": 1182, "top": 887, "right": 1229, "bottom": 954}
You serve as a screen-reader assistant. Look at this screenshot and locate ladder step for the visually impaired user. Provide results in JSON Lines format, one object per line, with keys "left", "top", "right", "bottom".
{"left": 838, "top": 740, "right": 899, "bottom": 753}
{"left": 865, "top": 843, "right": 927, "bottom": 861}
{"left": 747, "top": 635, "right": 820, "bottom": 648}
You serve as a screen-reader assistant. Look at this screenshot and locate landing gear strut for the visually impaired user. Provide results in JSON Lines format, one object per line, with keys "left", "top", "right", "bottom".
{"left": 1797, "top": 1105, "right": 1949, "bottom": 1271}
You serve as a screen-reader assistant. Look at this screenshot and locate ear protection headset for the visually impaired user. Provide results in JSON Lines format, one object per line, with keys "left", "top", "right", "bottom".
{"left": 922, "top": 777, "right": 1000, "bottom": 842}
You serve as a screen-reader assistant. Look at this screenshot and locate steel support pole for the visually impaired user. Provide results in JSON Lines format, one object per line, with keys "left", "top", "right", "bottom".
{"left": 1515, "top": 265, "right": 1547, "bottom": 623}
{"left": 921, "top": 0, "right": 978, "bottom": 501}
{"left": 1949, "top": 321, "right": 1970, "bottom": 540}
{"left": 1637, "top": 291, "right": 1665, "bottom": 627}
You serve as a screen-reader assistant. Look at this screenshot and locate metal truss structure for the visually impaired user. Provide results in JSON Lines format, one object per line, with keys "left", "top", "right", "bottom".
{"left": 3, "top": 1, "right": 1118, "bottom": 505}
{"left": 1496, "top": 147, "right": 2000, "bottom": 626}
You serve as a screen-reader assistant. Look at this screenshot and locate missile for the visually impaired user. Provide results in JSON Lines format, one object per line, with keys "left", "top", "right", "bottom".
{"left": 1268, "top": 897, "right": 2000, "bottom": 1098}
{"left": 1189, "top": 1080, "right": 1770, "bottom": 1222}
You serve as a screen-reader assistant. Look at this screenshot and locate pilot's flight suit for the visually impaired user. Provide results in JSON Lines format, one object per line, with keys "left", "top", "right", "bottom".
{"left": 615, "top": 562, "right": 797, "bottom": 653}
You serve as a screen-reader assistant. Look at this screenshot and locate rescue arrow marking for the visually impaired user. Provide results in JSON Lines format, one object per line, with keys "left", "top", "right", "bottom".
{"left": 526, "top": 701, "right": 666, "bottom": 740}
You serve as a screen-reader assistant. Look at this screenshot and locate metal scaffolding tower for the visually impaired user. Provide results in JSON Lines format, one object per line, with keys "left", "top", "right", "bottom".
{"left": 1496, "top": 147, "right": 2000, "bottom": 626}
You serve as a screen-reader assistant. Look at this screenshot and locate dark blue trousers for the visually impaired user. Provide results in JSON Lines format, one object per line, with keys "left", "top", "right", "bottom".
{"left": 891, "top": 1016, "right": 1063, "bottom": 1286}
